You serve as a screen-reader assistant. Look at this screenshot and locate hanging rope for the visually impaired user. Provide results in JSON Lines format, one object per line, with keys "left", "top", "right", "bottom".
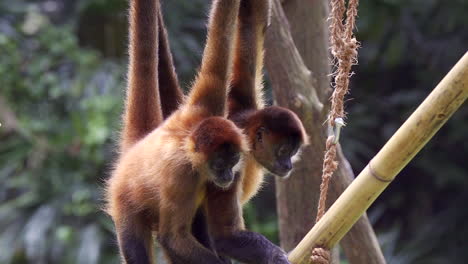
{"left": 311, "top": 0, "right": 359, "bottom": 263}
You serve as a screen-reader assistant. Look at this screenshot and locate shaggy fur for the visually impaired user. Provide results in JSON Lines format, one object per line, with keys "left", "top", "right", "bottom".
{"left": 106, "top": 0, "right": 246, "bottom": 263}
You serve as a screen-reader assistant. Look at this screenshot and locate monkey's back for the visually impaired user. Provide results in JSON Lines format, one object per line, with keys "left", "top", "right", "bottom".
{"left": 106, "top": 106, "right": 209, "bottom": 227}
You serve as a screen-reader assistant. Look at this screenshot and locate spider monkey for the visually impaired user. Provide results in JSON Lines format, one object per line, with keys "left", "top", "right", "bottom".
{"left": 106, "top": 0, "right": 247, "bottom": 263}
{"left": 157, "top": 0, "right": 308, "bottom": 203}
{"left": 155, "top": 0, "right": 308, "bottom": 263}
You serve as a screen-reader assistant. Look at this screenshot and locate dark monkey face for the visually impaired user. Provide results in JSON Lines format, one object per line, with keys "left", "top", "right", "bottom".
{"left": 253, "top": 128, "right": 301, "bottom": 178}
{"left": 208, "top": 144, "right": 241, "bottom": 188}
{"left": 246, "top": 106, "right": 306, "bottom": 178}
{"left": 191, "top": 117, "right": 247, "bottom": 188}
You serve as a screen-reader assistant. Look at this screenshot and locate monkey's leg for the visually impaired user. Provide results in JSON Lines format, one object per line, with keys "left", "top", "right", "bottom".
{"left": 116, "top": 213, "right": 155, "bottom": 264}
{"left": 158, "top": 194, "right": 227, "bottom": 264}
{"left": 206, "top": 184, "right": 290, "bottom": 264}
{"left": 192, "top": 206, "right": 233, "bottom": 264}
{"left": 187, "top": 0, "right": 241, "bottom": 116}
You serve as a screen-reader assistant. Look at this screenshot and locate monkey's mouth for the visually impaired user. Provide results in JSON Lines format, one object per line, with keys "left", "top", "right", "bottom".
{"left": 213, "top": 179, "right": 234, "bottom": 189}
{"left": 270, "top": 169, "right": 292, "bottom": 178}
{"left": 266, "top": 165, "right": 293, "bottom": 178}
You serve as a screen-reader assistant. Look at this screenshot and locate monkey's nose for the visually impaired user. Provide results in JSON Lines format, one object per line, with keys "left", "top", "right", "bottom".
{"left": 214, "top": 169, "right": 234, "bottom": 189}
{"left": 279, "top": 159, "right": 292, "bottom": 172}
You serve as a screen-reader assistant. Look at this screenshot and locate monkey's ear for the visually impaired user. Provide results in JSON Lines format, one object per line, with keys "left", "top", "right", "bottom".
{"left": 299, "top": 123, "right": 310, "bottom": 146}
{"left": 302, "top": 134, "right": 310, "bottom": 146}
{"left": 183, "top": 137, "right": 207, "bottom": 167}
{"left": 288, "top": 110, "right": 309, "bottom": 146}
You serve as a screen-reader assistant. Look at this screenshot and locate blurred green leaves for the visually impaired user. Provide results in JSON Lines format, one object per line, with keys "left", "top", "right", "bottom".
{"left": 0, "top": 4, "right": 123, "bottom": 263}
{"left": 0, "top": 0, "right": 467, "bottom": 263}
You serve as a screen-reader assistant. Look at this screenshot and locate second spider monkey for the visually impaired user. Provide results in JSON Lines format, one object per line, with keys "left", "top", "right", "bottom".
{"left": 156, "top": 0, "right": 308, "bottom": 263}
{"left": 158, "top": 1, "right": 308, "bottom": 200}
{"left": 106, "top": 0, "right": 246, "bottom": 263}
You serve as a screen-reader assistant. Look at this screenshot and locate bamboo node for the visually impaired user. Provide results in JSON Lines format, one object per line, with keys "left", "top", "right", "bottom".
{"left": 368, "top": 161, "right": 392, "bottom": 183}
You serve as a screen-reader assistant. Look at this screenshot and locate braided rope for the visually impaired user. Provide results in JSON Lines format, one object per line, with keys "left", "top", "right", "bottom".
{"left": 328, "top": 0, "right": 359, "bottom": 126}
{"left": 315, "top": 136, "right": 339, "bottom": 223}
{"left": 311, "top": 0, "right": 359, "bottom": 263}
{"left": 310, "top": 247, "right": 331, "bottom": 264}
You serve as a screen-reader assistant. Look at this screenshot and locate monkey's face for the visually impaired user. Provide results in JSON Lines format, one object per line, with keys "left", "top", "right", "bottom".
{"left": 191, "top": 117, "right": 248, "bottom": 189}
{"left": 252, "top": 128, "right": 301, "bottom": 177}
{"left": 207, "top": 145, "right": 241, "bottom": 189}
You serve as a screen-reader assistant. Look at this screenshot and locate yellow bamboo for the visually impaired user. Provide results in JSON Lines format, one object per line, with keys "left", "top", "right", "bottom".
{"left": 288, "top": 51, "right": 468, "bottom": 264}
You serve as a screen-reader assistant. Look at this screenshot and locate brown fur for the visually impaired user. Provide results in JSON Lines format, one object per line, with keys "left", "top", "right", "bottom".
{"left": 155, "top": 0, "right": 307, "bottom": 206}
{"left": 157, "top": 8, "right": 185, "bottom": 118}
{"left": 228, "top": 1, "right": 307, "bottom": 204}
{"left": 116, "top": 0, "right": 305, "bottom": 262}
{"left": 120, "top": 0, "right": 162, "bottom": 152}
{"left": 201, "top": 3, "right": 305, "bottom": 261}
{"left": 107, "top": 108, "right": 248, "bottom": 221}
{"left": 154, "top": 1, "right": 305, "bottom": 263}
{"left": 106, "top": 0, "right": 244, "bottom": 263}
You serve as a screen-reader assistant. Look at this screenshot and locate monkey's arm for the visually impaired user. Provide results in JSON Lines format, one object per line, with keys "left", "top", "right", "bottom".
{"left": 192, "top": 206, "right": 233, "bottom": 264}
{"left": 187, "top": 0, "right": 241, "bottom": 116}
{"left": 158, "top": 198, "right": 227, "bottom": 264}
{"left": 205, "top": 183, "right": 289, "bottom": 264}
{"left": 191, "top": 206, "right": 215, "bottom": 252}
{"left": 121, "top": 0, "right": 163, "bottom": 151}
{"left": 229, "top": 0, "right": 270, "bottom": 113}
{"left": 157, "top": 8, "right": 184, "bottom": 119}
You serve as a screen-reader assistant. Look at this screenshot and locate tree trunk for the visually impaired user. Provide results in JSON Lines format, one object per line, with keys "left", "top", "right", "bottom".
{"left": 265, "top": 1, "right": 386, "bottom": 263}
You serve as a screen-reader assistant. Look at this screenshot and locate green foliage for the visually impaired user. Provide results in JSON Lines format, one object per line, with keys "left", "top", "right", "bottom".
{"left": 0, "top": 0, "right": 467, "bottom": 263}
{"left": 0, "top": 6, "right": 123, "bottom": 264}
{"left": 243, "top": 202, "right": 279, "bottom": 243}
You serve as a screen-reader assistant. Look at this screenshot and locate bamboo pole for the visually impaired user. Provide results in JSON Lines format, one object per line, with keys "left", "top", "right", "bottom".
{"left": 288, "top": 51, "right": 468, "bottom": 264}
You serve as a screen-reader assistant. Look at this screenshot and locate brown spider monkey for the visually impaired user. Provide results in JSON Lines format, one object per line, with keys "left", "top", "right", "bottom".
{"left": 106, "top": 0, "right": 248, "bottom": 263}
{"left": 155, "top": 0, "right": 308, "bottom": 263}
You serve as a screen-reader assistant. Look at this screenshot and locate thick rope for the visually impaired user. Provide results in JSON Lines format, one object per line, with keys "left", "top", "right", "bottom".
{"left": 315, "top": 136, "right": 339, "bottom": 222}
{"left": 310, "top": 247, "right": 331, "bottom": 264}
{"left": 311, "top": 0, "right": 359, "bottom": 263}
{"left": 328, "top": 0, "right": 359, "bottom": 127}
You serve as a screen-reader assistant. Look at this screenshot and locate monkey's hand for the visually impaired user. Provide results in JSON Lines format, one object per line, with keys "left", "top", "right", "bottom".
{"left": 267, "top": 249, "right": 290, "bottom": 264}
{"left": 219, "top": 256, "right": 232, "bottom": 264}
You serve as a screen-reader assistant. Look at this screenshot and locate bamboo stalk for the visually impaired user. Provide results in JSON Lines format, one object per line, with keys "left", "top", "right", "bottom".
{"left": 288, "top": 51, "right": 468, "bottom": 264}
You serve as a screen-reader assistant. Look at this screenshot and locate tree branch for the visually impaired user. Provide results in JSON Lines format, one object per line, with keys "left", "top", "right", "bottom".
{"left": 265, "top": 0, "right": 386, "bottom": 263}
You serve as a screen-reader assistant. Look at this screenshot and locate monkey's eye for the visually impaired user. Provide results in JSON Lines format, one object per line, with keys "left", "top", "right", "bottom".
{"left": 212, "top": 159, "right": 224, "bottom": 171}
{"left": 230, "top": 153, "right": 241, "bottom": 166}
{"left": 277, "top": 145, "right": 289, "bottom": 157}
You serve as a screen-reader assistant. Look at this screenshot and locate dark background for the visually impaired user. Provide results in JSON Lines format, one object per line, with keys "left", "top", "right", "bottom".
{"left": 0, "top": 0, "right": 467, "bottom": 263}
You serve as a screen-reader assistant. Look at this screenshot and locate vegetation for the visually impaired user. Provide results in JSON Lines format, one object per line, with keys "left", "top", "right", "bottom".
{"left": 0, "top": 0, "right": 466, "bottom": 263}
{"left": 0, "top": 3, "right": 123, "bottom": 262}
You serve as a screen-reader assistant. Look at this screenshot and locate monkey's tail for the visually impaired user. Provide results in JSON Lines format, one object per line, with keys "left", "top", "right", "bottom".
{"left": 121, "top": 0, "right": 163, "bottom": 152}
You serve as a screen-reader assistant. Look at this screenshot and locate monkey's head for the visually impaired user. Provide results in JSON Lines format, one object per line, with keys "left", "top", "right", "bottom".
{"left": 247, "top": 106, "right": 308, "bottom": 178}
{"left": 187, "top": 117, "right": 249, "bottom": 189}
